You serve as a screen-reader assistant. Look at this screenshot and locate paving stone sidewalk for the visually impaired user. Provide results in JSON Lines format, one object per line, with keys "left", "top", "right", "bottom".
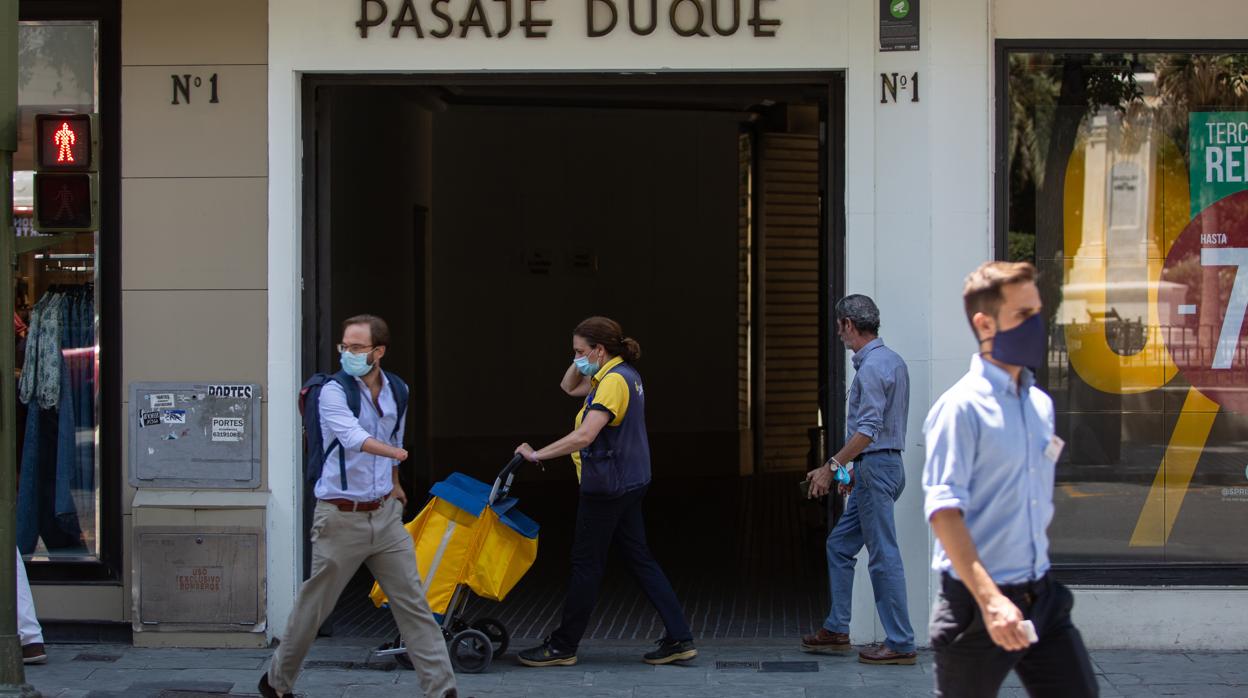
{"left": 21, "top": 638, "right": 1248, "bottom": 697}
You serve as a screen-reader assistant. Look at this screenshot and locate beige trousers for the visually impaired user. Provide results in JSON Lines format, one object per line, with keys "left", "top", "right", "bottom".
{"left": 269, "top": 498, "right": 456, "bottom": 696}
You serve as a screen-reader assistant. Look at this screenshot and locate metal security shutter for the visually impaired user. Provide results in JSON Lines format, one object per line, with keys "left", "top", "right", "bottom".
{"left": 760, "top": 133, "right": 820, "bottom": 472}
{"left": 738, "top": 133, "right": 754, "bottom": 473}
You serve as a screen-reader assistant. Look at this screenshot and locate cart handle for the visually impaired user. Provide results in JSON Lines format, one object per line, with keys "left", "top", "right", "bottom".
{"left": 489, "top": 454, "right": 527, "bottom": 505}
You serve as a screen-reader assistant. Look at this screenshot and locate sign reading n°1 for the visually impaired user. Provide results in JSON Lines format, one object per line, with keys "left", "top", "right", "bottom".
{"left": 129, "top": 382, "right": 262, "bottom": 489}
{"left": 879, "top": 0, "right": 919, "bottom": 52}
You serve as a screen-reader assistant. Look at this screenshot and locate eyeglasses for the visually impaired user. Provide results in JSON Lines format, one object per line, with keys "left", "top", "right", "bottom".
{"left": 336, "top": 344, "right": 377, "bottom": 354}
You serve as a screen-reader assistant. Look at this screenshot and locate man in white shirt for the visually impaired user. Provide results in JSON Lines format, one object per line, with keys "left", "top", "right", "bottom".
{"left": 260, "top": 315, "right": 457, "bottom": 698}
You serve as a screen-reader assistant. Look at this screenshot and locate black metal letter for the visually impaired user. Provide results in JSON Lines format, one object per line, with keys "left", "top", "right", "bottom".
{"left": 521, "top": 0, "right": 552, "bottom": 37}
{"left": 628, "top": 0, "right": 657, "bottom": 36}
{"left": 748, "top": 0, "right": 780, "bottom": 37}
{"left": 209, "top": 73, "right": 219, "bottom": 103}
{"left": 495, "top": 0, "right": 514, "bottom": 38}
{"left": 390, "top": 0, "right": 425, "bottom": 37}
{"left": 460, "top": 0, "right": 493, "bottom": 37}
{"left": 430, "top": 0, "right": 454, "bottom": 37}
{"left": 356, "top": 0, "right": 389, "bottom": 38}
{"left": 670, "top": 0, "right": 709, "bottom": 37}
{"left": 587, "top": 0, "right": 618, "bottom": 37}
{"left": 911, "top": 72, "right": 920, "bottom": 102}
{"left": 880, "top": 73, "right": 897, "bottom": 104}
{"left": 709, "top": 0, "right": 739, "bottom": 36}
{"left": 171, "top": 74, "right": 191, "bottom": 105}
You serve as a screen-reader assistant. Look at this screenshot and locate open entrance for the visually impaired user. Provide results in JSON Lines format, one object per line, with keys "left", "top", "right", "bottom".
{"left": 301, "top": 73, "right": 845, "bottom": 642}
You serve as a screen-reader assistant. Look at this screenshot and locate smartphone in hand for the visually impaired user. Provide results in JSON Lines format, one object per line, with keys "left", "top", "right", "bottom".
{"left": 798, "top": 479, "right": 812, "bottom": 498}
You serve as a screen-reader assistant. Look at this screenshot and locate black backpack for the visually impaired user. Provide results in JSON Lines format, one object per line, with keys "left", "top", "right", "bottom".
{"left": 299, "top": 370, "right": 410, "bottom": 488}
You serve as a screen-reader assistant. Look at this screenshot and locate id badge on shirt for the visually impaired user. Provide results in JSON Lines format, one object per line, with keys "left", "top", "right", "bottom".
{"left": 1044, "top": 435, "right": 1065, "bottom": 462}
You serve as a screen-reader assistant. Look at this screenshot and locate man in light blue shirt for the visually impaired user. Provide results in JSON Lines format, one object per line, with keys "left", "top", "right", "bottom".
{"left": 923, "top": 262, "right": 1096, "bottom": 697}
{"left": 262, "top": 315, "right": 458, "bottom": 698}
{"left": 802, "top": 295, "right": 915, "bottom": 665}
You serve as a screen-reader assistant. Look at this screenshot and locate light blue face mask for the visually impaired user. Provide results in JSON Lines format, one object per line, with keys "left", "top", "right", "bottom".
{"left": 340, "top": 350, "right": 373, "bottom": 377}
{"left": 574, "top": 355, "right": 600, "bottom": 377}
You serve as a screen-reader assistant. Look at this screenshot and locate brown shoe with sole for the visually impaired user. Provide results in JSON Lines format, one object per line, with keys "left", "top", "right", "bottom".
{"left": 858, "top": 644, "right": 917, "bottom": 665}
{"left": 800, "top": 628, "right": 851, "bottom": 654}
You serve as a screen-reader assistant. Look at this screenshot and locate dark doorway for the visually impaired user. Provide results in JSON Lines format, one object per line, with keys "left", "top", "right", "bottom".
{"left": 301, "top": 73, "right": 846, "bottom": 641}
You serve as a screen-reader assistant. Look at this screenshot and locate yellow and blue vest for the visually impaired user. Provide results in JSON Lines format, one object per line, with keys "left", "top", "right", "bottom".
{"left": 571, "top": 356, "right": 651, "bottom": 496}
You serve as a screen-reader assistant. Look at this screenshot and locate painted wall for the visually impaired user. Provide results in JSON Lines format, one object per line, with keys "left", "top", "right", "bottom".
{"left": 994, "top": 0, "right": 1248, "bottom": 39}
{"left": 33, "top": 0, "right": 270, "bottom": 628}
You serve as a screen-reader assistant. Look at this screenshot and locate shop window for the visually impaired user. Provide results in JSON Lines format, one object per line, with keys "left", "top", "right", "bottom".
{"left": 1002, "top": 49, "right": 1248, "bottom": 577}
{"left": 13, "top": 20, "right": 100, "bottom": 561}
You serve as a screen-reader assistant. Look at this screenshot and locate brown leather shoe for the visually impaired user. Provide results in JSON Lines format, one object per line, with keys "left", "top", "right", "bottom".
{"left": 858, "top": 644, "right": 917, "bottom": 665}
{"left": 800, "top": 628, "right": 851, "bottom": 654}
{"left": 21, "top": 643, "right": 46, "bottom": 665}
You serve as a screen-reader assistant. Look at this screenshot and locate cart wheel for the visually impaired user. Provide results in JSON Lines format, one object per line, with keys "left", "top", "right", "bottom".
{"left": 470, "top": 617, "right": 510, "bottom": 658}
{"left": 448, "top": 628, "right": 493, "bottom": 674}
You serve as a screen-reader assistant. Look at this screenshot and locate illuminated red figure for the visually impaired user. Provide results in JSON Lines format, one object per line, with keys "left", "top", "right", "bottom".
{"left": 53, "top": 122, "right": 76, "bottom": 163}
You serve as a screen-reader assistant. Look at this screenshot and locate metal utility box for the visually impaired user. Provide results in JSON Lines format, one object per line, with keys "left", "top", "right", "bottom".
{"left": 129, "top": 382, "right": 262, "bottom": 488}
{"left": 134, "top": 525, "right": 264, "bottom": 631}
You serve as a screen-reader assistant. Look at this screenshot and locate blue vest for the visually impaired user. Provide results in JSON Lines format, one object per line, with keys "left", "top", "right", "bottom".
{"left": 578, "top": 362, "right": 651, "bottom": 497}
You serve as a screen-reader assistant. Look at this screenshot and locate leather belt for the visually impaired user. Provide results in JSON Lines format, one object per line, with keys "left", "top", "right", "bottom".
{"left": 320, "top": 497, "right": 386, "bottom": 512}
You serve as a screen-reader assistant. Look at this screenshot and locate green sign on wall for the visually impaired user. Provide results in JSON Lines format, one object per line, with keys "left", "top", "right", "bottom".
{"left": 1189, "top": 111, "right": 1248, "bottom": 217}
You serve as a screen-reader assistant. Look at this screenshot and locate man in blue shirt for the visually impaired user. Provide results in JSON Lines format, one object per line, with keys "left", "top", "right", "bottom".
{"left": 802, "top": 295, "right": 916, "bottom": 665}
{"left": 923, "top": 262, "right": 1097, "bottom": 697}
{"left": 260, "top": 315, "right": 458, "bottom": 698}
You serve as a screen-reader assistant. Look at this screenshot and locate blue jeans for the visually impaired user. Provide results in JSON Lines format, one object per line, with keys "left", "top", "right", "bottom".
{"left": 823, "top": 450, "right": 915, "bottom": 653}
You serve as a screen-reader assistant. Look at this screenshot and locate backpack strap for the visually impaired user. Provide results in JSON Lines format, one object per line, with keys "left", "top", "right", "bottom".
{"left": 324, "top": 371, "right": 362, "bottom": 490}
{"left": 384, "top": 371, "right": 409, "bottom": 444}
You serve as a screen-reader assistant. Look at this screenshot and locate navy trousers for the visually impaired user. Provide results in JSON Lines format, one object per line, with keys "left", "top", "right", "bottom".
{"left": 550, "top": 485, "right": 692, "bottom": 651}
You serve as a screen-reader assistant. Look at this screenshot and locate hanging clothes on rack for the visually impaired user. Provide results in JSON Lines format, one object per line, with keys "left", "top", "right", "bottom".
{"left": 17, "top": 283, "right": 96, "bottom": 555}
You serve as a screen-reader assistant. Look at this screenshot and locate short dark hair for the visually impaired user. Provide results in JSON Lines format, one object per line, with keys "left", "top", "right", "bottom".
{"left": 342, "top": 314, "right": 391, "bottom": 347}
{"left": 963, "top": 262, "right": 1037, "bottom": 328}
{"left": 834, "top": 294, "right": 880, "bottom": 335}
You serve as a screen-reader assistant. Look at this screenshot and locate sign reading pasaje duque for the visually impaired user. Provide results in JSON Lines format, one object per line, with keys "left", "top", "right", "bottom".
{"left": 355, "top": 0, "right": 783, "bottom": 39}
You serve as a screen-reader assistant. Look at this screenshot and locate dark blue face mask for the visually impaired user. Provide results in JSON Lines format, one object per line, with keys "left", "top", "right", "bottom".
{"left": 988, "top": 313, "right": 1046, "bottom": 370}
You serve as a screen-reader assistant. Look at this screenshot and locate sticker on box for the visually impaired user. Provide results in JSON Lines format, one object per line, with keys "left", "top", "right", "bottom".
{"left": 208, "top": 385, "right": 253, "bottom": 399}
{"left": 149, "top": 394, "right": 175, "bottom": 409}
{"left": 162, "top": 409, "right": 187, "bottom": 425}
{"left": 140, "top": 410, "right": 161, "bottom": 428}
{"left": 211, "top": 417, "right": 245, "bottom": 442}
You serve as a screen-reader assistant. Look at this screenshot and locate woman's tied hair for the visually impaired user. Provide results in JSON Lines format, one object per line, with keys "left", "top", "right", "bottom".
{"left": 834, "top": 295, "right": 880, "bottom": 335}
{"left": 574, "top": 316, "right": 642, "bottom": 363}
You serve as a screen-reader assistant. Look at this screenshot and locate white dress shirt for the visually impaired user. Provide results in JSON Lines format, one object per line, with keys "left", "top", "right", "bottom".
{"left": 313, "top": 372, "right": 405, "bottom": 502}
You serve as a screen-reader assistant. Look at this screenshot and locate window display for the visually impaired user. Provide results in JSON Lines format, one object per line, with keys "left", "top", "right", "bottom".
{"left": 12, "top": 21, "right": 100, "bottom": 560}
{"left": 1004, "top": 50, "right": 1248, "bottom": 572}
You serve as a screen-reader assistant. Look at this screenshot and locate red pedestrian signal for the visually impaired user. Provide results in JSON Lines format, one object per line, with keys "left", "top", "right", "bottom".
{"left": 33, "top": 113, "right": 101, "bottom": 232}
{"left": 34, "top": 113, "right": 97, "bottom": 172}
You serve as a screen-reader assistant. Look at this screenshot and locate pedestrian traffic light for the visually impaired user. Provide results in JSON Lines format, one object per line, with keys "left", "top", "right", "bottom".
{"left": 32, "top": 112, "right": 99, "bottom": 233}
